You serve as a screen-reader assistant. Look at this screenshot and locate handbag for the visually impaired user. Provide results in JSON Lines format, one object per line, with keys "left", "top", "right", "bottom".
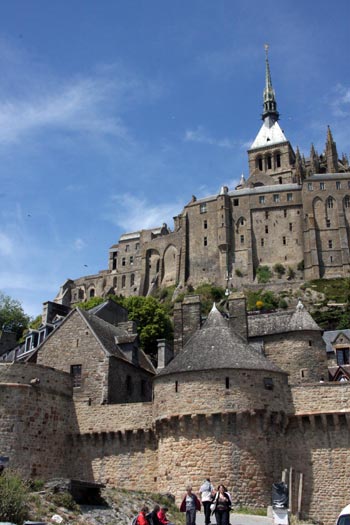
{"left": 210, "top": 502, "right": 216, "bottom": 512}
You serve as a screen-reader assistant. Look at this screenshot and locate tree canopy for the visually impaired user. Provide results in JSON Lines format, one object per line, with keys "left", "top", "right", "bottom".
{"left": 0, "top": 292, "right": 30, "bottom": 340}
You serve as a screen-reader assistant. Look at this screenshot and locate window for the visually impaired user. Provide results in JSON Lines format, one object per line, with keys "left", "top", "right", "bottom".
{"left": 336, "top": 181, "right": 341, "bottom": 190}
{"left": 308, "top": 340, "right": 312, "bottom": 347}
{"left": 265, "top": 211, "right": 269, "bottom": 219}
{"left": 328, "top": 240, "right": 333, "bottom": 248}
{"left": 283, "top": 236, "right": 286, "bottom": 245}
{"left": 267, "top": 155, "right": 272, "bottom": 169}
{"left": 204, "top": 236, "right": 208, "bottom": 246}
{"left": 175, "top": 381, "right": 178, "bottom": 393}
{"left": 203, "top": 219, "right": 208, "bottom": 229}
{"left": 233, "top": 199, "right": 239, "bottom": 206}
{"left": 278, "top": 177, "right": 282, "bottom": 184}
{"left": 130, "top": 273, "right": 135, "bottom": 286}
{"left": 71, "top": 365, "right": 82, "bottom": 388}
{"left": 326, "top": 218, "right": 331, "bottom": 228}
{"left": 89, "top": 288, "right": 95, "bottom": 298}
{"left": 287, "top": 193, "right": 293, "bottom": 202}
{"left": 258, "top": 157, "right": 263, "bottom": 171}
{"left": 125, "top": 244, "right": 129, "bottom": 252}
{"left": 276, "top": 153, "right": 281, "bottom": 168}
{"left": 135, "top": 243, "right": 139, "bottom": 251}
{"left": 122, "top": 275, "right": 126, "bottom": 288}
{"left": 327, "top": 197, "right": 334, "bottom": 209}
{"left": 345, "top": 196, "right": 350, "bottom": 208}
{"left": 336, "top": 348, "right": 350, "bottom": 365}
{"left": 200, "top": 203, "right": 207, "bottom": 214}
{"left": 289, "top": 223, "right": 293, "bottom": 232}
{"left": 284, "top": 209, "right": 287, "bottom": 218}
{"left": 225, "top": 377, "right": 230, "bottom": 389}
{"left": 273, "top": 194, "right": 280, "bottom": 203}
{"left": 264, "top": 377, "right": 274, "bottom": 390}
{"left": 261, "top": 238, "right": 264, "bottom": 247}
{"left": 265, "top": 225, "right": 269, "bottom": 234}
{"left": 308, "top": 183, "right": 313, "bottom": 191}
{"left": 122, "top": 257, "right": 126, "bottom": 267}
{"left": 330, "top": 255, "right": 333, "bottom": 262}
{"left": 130, "top": 256, "right": 134, "bottom": 265}
{"left": 112, "top": 252, "right": 118, "bottom": 270}
{"left": 126, "top": 375, "right": 132, "bottom": 395}
{"left": 240, "top": 235, "right": 244, "bottom": 244}
{"left": 259, "top": 196, "right": 265, "bottom": 204}
{"left": 320, "top": 182, "right": 325, "bottom": 190}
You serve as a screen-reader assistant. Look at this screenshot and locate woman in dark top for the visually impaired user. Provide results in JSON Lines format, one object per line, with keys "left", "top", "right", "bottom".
{"left": 149, "top": 504, "right": 161, "bottom": 525}
{"left": 212, "top": 484, "right": 231, "bottom": 525}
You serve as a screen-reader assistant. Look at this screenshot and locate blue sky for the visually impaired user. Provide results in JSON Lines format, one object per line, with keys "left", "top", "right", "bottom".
{"left": 1, "top": 0, "right": 350, "bottom": 318}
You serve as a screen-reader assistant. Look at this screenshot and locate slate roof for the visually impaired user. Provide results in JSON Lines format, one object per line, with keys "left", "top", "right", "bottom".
{"left": 248, "top": 302, "right": 321, "bottom": 337}
{"left": 250, "top": 116, "right": 288, "bottom": 149}
{"left": 323, "top": 329, "right": 350, "bottom": 353}
{"left": 79, "top": 309, "right": 155, "bottom": 374}
{"left": 158, "top": 304, "right": 284, "bottom": 377}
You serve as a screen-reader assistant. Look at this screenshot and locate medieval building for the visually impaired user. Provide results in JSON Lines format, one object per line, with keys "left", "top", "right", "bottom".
{"left": 54, "top": 49, "right": 350, "bottom": 308}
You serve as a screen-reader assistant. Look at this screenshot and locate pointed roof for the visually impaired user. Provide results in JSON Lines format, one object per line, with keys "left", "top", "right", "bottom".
{"left": 158, "top": 304, "right": 283, "bottom": 376}
{"left": 250, "top": 116, "right": 287, "bottom": 150}
{"left": 262, "top": 44, "right": 279, "bottom": 122}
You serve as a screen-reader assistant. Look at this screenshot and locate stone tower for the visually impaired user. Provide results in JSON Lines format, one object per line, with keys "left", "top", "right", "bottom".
{"left": 247, "top": 45, "right": 295, "bottom": 185}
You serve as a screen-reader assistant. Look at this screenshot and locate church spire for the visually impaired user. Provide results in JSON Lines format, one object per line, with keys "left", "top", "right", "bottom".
{"left": 262, "top": 44, "right": 279, "bottom": 122}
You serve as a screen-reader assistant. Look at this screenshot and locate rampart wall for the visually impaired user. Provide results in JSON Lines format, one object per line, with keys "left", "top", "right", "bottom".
{"left": 290, "top": 382, "right": 350, "bottom": 414}
{"left": 0, "top": 363, "right": 75, "bottom": 479}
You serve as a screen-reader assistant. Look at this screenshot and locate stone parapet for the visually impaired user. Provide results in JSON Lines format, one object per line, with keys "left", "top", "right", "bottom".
{"left": 290, "top": 382, "right": 350, "bottom": 415}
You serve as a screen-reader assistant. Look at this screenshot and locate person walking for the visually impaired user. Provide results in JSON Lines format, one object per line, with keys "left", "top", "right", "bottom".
{"left": 199, "top": 478, "right": 215, "bottom": 525}
{"left": 212, "top": 484, "right": 231, "bottom": 525}
{"left": 180, "top": 485, "right": 201, "bottom": 525}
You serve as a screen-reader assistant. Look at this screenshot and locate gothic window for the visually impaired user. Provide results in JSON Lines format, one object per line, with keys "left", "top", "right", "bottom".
{"left": 344, "top": 196, "right": 350, "bottom": 208}
{"left": 327, "top": 197, "right": 334, "bottom": 209}
{"left": 336, "top": 181, "right": 341, "bottom": 190}
{"left": 130, "top": 273, "right": 135, "bottom": 286}
{"left": 273, "top": 194, "right": 280, "bottom": 203}
{"left": 200, "top": 203, "right": 207, "bottom": 214}
{"left": 71, "top": 365, "right": 82, "bottom": 388}
{"left": 122, "top": 275, "right": 126, "bottom": 288}
{"left": 259, "top": 196, "right": 265, "bottom": 204}
{"left": 267, "top": 155, "right": 272, "bottom": 170}
{"left": 257, "top": 157, "right": 263, "bottom": 171}
{"left": 276, "top": 153, "right": 281, "bottom": 168}
{"left": 78, "top": 288, "right": 84, "bottom": 300}
{"left": 112, "top": 252, "right": 118, "bottom": 270}
{"left": 89, "top": 288, "right": 95, "bottom": 298}
{"left": 287, "top": 193, "right": 293, "bottom": 202}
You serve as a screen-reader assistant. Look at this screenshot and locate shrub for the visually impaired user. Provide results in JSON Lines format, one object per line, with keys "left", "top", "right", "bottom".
{"left": 256, "top": 265, "right": 272, "bottom": 283}
{"left": 235, "top": 268, "right": 243, "bottom": 278}
{"left": 49, "top": 491, "right": 79, "bottom": 511}
{"left": 287, "top": 266, "right": 296, "bottom": 280}
{"left": 273, "top": 263, "right": 286, "bottom": 278}
{"left": 0, "top": 470, "right": 29, "bottom": 524}
{"left": 297, "top": 260, "right": 304, "bottom": 271}
{"left": 278, "top": 298, "right": 288, "bottom": 309}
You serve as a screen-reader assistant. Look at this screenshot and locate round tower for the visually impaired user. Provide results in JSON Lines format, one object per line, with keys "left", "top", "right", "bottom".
{"left": 153, "top": 304, "right": 290, "bottom": 506}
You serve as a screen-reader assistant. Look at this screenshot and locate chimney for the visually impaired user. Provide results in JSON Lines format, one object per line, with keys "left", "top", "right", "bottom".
{"left": 157, "top": 339, "right": 174, "bottom": 370}
{"left": 173, "top": 295, "right": 201, "bottom": 354}
{"left": 227, "top": 292, "right": 248, "bottom": 340}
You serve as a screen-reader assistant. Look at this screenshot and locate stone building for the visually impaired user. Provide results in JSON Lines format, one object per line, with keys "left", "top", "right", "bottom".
{"left": 54, "top": 50, "right": 350, "bottom": 308}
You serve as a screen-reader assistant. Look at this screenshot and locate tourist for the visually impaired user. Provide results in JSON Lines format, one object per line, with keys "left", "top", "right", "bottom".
{"left": 199, "top": 478, "right": 215, "bottom": 525}
{"left": 136, "top": 505, "right": 150, "bottom": 525}
{"left": 157, "top": 506, "right": 175, "bottom": 525}
{"left": 180, "top": 485, "right": 201, "bottom": 525}
{"left": 211, "top": 484, "right": 231, "bottom": 525}
{"left": 149, "top": 504, "right": 161, "bottom": 525}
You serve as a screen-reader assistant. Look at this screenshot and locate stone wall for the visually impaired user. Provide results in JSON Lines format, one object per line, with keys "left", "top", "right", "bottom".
{"left": 153, "top": 369, "right": 289, "bottom": 420}
{"left": 0, "top": 363, "right": 75, "bottom": 479}
{"left": 290, "top": 382, "right": 350, "bottom": 414}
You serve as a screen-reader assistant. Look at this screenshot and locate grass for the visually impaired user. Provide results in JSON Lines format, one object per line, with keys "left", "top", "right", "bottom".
{"left": 302, "top": 278, "right": 350, "bottom": 303}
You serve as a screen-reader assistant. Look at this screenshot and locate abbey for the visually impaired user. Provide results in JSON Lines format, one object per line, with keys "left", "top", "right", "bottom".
{"left": 55, "top": 50, "right": 350, "bottom": 307}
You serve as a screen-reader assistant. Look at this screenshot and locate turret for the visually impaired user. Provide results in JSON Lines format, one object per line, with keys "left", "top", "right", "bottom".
{"left": 325, "top": 125, "right": 339, "bottom": 173}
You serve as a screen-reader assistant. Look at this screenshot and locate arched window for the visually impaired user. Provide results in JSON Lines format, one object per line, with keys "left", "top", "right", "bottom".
{"left": 344, "top": 196, "right": 350, "bottom": 209}
{"left": 327, "top": 197, "right": 334, "bottom": 209}
{"left": 122, "top": 275, "right": 126, "bottom": 288}
{"left": 89, "top": 288, "right": 95, "bottom": 298}
{"left": 267, "top": 155, "right": 272, "bottom": 170}
{"left": 276, "top": 153, "right": 281, "bottom": 168}
{"left": 257, "top": 157, "right": 263, "bottom": 171}
{"left": 130, "top": 273, "right": 135, "bottom": 286}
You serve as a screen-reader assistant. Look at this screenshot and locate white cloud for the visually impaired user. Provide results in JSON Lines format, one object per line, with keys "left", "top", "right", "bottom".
{"left": 184, "top": 126, "right": 241, "bottom": 149}
{"left": 331, "top": 84, "right": 350, "bottom": 117}
{"left": 0, "top": 232, "right": 13, "bottom": 255}
{"left": 106, "top": 193, "right": 183, "bottom": 232}
{"left": 74, "top": 238, "right": 86, "bottom": 251}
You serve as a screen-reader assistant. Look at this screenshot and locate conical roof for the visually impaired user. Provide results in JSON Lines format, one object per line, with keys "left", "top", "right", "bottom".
{"left": 158, "top": 304, "right": 283, "bottom": 377}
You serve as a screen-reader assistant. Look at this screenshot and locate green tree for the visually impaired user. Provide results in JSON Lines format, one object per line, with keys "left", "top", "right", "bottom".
{"left": 0, "top": 292, "right": 30, "bottom": 340}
